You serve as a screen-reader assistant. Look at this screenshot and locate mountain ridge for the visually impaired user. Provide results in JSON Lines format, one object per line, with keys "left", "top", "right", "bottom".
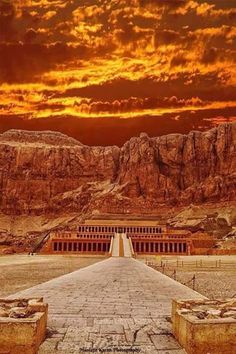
{"left": 0, "top": 123, "right": 235, "bottom": 216}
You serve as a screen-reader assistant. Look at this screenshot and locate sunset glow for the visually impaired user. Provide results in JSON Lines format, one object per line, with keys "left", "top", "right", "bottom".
{"left": 0, "top": 0, "right": 236, "bottom": 145}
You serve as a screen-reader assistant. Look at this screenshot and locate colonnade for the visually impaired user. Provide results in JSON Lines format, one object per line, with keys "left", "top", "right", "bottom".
{"left": 52, "top": 241, "right": 110, "bottom": 253}
{"left": 46, "top": 224, "right": 191, "bottom": 255}
{"left": 132, "top": 241, "right": 188, "bottom": 254}
{"left": 78, "top": 225, "right": 163, "bottom": 234}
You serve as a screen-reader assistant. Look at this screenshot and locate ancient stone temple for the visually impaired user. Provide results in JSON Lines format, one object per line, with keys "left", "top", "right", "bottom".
{"left": 40, "top": 220, "right": 216, "bottom": 256}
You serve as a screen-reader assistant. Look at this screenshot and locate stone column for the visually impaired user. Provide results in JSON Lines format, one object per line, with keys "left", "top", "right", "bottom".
{"left": 187, "top": 242, "right": 191, "bottom": 255}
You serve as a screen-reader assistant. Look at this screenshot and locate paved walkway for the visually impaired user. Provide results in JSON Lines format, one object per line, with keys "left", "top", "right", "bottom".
{"left": 8, "top": 258, "right": 204, "bottom": 354}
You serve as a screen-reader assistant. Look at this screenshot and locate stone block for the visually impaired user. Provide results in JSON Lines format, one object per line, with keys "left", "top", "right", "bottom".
{"left": 172, "top": 299, "right": 236, "bottom": 354}
{"left": 0, "top": 298, "right": 48, "bottom": 354}
{"left": 150, "top": 334, "right": 181, "bottom": 350}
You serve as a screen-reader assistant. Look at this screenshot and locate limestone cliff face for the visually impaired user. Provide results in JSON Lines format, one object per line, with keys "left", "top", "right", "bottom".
{"left": 118, "top": 124, "right": 236, "bottom": 204}
{"left": 0, "top": 124, "right": 235, "bottom": 215}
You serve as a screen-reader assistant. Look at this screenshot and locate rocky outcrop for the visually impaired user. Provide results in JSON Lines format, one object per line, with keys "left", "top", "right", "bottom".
{"left": 0, "top": 123, "right": 235, "bottom": 215}
{"left": 168, "top": 204, "right": 235, "bottom": 238}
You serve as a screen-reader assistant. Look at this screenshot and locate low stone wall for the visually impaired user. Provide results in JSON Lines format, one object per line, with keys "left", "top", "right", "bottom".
{"left": 0, "top": 298, "right": 48, "bottom": 354}
{"left": 172, "top": 298, "right": 236, "bottom": 354}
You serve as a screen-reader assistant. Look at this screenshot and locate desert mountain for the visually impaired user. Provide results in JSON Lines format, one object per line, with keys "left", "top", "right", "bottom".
{"left": 0, "top": 123, "right": 235, "bottom": 216}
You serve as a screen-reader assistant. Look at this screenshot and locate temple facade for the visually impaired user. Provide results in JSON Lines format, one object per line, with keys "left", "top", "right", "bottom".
{"left": 40, "top": 220, "right": 200, "bottom": 255}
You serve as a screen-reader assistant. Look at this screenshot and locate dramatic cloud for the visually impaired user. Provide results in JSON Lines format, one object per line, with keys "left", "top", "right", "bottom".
{"left": 0, "top": 0, "right": 15, "bottom": 40}
{"left": 0, "top": 0, "right": 235, "bottom": 144}
{"left": 139, "top": 0, "right": 188, "bottom": 9}
{"left": 0, "top": 42, "right": 89, "bottom": 83}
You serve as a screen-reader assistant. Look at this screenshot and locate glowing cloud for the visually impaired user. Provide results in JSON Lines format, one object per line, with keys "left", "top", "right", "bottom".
{"left": 0, "top": 0, "right": 235, "bottom": 144}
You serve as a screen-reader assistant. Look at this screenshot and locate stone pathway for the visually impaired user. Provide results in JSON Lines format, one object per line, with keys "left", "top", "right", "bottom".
{"left": 8, "top": 258, "right": 204, "bottom": 354}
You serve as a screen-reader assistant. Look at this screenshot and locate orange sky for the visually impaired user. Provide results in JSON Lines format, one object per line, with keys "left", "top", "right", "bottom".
{"left": 0, "top": 0, "right": 235, "bottom": 145}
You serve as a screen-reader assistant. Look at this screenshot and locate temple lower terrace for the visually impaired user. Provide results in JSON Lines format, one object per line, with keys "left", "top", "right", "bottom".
{"left": 40, "top": 220, "right": 216, "bottom": 256}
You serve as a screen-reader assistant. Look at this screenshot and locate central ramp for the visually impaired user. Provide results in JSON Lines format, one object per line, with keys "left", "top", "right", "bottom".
{"left": 111, "top": 233, "right": 120, "bottom": 257}
{"left": 112, "top": 233, "right": 133, "bottom": 257}
{"left": 122, "top": 233, "right": 133, "bottom": 257}
{"left": 8, "top": 258, "right": 204, "bottom": 353}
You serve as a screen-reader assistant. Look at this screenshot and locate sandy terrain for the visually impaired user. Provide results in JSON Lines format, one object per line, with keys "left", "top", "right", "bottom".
{"left": 142, "top": 255, "right": 236, "bottom": 299}
{"left": 171, "top": 270, "right": 236, "bottom": 298}
{"left": 0, "top": 255, "right": 105, "bottom": 297}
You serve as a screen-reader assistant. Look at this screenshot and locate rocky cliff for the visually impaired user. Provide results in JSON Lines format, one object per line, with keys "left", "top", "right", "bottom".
{"left": 0, "top": 123, "right": 235, "bottom": 216}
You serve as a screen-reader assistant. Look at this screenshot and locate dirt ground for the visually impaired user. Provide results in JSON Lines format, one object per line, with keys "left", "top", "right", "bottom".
{"left": 141, "top": 255, "right": 236, "bottom": 299}
{"left": 162, "top": 269, "right": 236, "bottom": 298}
{"left": 0, "top": 255, "right": 105, "bottom": 297}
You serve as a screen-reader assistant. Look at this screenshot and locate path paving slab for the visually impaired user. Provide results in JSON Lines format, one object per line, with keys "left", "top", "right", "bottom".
{"left": 7, "top": 258, "right": 204, "bottom": 353}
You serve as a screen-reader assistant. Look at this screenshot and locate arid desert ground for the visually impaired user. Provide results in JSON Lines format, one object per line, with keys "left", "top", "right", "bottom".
{"left": 0, "top": 255, "right": 105, "bottom": 298}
